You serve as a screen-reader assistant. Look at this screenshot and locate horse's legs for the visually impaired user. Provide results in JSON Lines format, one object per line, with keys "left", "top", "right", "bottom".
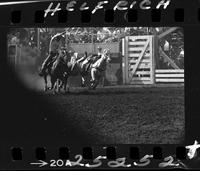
{"left": 100, "top": 76, "right": 105, "bottom": 87}
{"left": 63, "top": 77, "right": 69, "bottom": 93}
{"left": 54, "top": 78, "right": 61, "bottom": 93}
{"left": 92, "top": 77, "right": 100, "bottom": 90}
{"left": 57, "top": 79, "right": 61, "bottom": 93}
{"left": 50, "top": 76, "right": 57, "bottom": 94}
{"left": 100, "top": 72, "right": 105, "bottom": 87}
{"left": 44, "top": 74, "right": 48, "bottom": 91}
{"left": 50, "top": 76, "right": 54, "bottom": 90}
{"left": 90, "top": 68, "right": 98, "bottom": 89}
{"left": 54, "top": 79, "right": 59, "bottom": 94}
{"left": 90, "top": 68, "right": 96, "bottom": 83}
{"left": 81, "top": 76, "right": 86, "bottom": 87}
{"left": 59, "top": 80, "right": 64, "bottom": 89}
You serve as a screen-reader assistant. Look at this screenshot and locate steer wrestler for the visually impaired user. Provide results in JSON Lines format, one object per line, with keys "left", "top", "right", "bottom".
{"left": 39, "top": 32, "right": 66, "bottom": 76}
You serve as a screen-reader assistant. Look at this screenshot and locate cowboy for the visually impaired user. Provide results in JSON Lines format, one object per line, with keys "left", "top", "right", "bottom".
{"left": 92, "top": 48, "right": 108, "bottom": 68}
{"left": 70, "top": 51, "right": 78, "bottom": 63}
{"left": 40, "top": 31, "right": 66, "bottom": 75}
{"left": 97, "top": 46, "right": 103, "bottom": 57}
{"left": 76, "top": 47, "right": 103, "bottom": 68}
{"left": 92, "top": 46, "right": 103, "bottom": 63}
{"left": 70, "top": 51, "right": 79, "bottom": 71}
{"left": 90, "top": 48, "right": 110, "bottom": 87}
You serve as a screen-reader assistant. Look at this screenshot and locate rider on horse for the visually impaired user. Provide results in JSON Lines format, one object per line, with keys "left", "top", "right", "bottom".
{"left": 69, "top": 51, "right": 79, "bottom": 71}
{"left": 76, "top": 46, "right": 103, "bottom": 69}
{"left": 39, "top": 31, "right": 66, "bottom": 76}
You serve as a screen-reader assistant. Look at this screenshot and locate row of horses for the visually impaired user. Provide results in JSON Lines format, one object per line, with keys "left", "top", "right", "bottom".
{"left": 39, "top": 48, "right": 111, "bottom": 93}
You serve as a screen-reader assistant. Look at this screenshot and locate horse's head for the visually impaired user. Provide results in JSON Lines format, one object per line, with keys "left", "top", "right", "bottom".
{"left": 60, "top": 49, "right": 75, "bottom": 62}
{"left": 57, "top": 48, "right": 69, "bottom": 63}
{"left": 84, "top": 51, "right": 88, "bottom": 57}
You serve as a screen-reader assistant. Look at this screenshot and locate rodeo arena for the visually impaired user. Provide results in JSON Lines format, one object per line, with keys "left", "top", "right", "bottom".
{"left": 7, "top": 27, "right": 184, "bottom": 144}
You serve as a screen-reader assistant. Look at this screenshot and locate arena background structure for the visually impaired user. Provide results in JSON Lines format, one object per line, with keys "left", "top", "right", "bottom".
{"left": 7, "top": 27, "right": 184, "bottom": 88}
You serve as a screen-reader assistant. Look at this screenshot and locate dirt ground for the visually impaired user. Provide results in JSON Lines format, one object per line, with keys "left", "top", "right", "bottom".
{"left": 6, "top": 71, "right": 184, "bottom": 145}
{"left": 40, "top": 86, "right": 185, "bottom": 144}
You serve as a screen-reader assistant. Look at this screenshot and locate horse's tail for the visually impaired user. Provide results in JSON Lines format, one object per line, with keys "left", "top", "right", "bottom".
{"left": 38, "top": 67, "right": 45, "bottom": 77}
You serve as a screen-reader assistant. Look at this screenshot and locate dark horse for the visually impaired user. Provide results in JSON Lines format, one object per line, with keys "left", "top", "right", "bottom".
{"left": 40, "top": 49, "right": 111, "bottom": 93}
{"left": 50, "top": 50, "right": 70, "bottom": 93}
{"left": 50, "top": 51, "right": 96, "bottom": 93}
{"left": 38, "top": 49, "right": 71, "bottom": 92}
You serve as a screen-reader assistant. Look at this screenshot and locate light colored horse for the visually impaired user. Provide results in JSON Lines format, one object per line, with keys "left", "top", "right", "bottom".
{"left": 89, "top": 49, "right": 111, "bottom": 89}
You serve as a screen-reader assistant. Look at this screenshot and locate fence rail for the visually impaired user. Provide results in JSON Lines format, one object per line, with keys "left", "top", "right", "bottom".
{"left": 155, "top": 69, "right": 184, "bottom": 83}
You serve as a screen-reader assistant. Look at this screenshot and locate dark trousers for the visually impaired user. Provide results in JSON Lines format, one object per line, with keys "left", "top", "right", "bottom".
{"left": 41, "top": 51, "right": 58, "bottom": 72}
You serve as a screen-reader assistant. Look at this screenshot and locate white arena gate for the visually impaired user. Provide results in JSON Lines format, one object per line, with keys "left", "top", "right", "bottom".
{"left": 122, "top": 36, "right": 155, "bottom": 85}
{"left": 122, "top": 35, "right": 184, "bottom": 85}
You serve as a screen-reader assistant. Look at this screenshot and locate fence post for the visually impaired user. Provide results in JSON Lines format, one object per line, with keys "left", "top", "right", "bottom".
{"left": 37, "top": 28, "right": 40, "bottom": 50}
{"left": 153, "top": 35, "right": 159, "bottom": 84}
{"left": 92, "top": 31, "right": 95, "bottom": 53}
{"left": 122, "top": 38, "right": 126, "bottom": 85}
{"left": 125, "top": 36, "right": 129, "bottom": 84}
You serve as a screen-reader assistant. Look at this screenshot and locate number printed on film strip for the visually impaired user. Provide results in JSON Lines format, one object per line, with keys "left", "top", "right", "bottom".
{"left": 0, "top": 0, "right": 200, "bottom": 170}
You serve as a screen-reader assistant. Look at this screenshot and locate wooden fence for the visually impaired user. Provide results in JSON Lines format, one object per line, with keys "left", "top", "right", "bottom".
{"left": 122, "top": 36, "right": 155, "bottom": 85}
{"left": 155, "top": 69, "right": 184, "bottom": 83}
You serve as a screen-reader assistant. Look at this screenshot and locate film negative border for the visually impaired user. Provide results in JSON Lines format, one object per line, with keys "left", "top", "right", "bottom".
{"left": 9, "top": 8, "right": 185, "bottom": 24}
{"left": 1, "top": 142, "right": 199, "bottom": 169}
{"left": 0, "top": 0, "right": 200, "bottom": 170}
{"left": 0, "top": 0, "right": 197, "bottom": 26}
